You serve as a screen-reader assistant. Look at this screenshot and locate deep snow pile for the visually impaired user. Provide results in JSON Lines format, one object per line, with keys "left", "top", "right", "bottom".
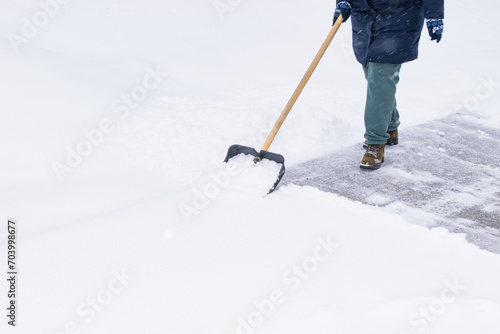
{"left": 1, "top": 0, "right": 500, "bottom": 333}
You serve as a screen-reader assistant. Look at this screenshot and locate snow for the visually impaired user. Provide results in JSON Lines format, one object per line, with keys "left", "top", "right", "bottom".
{"left": 217, "top": 154, "right": 282, "bottom": 202}
{"left": 1, "top": 0, "right": 500, "bottom": 333}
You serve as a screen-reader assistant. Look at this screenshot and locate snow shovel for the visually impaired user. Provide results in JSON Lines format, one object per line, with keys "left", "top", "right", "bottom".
{"left": 224, "top": 15, "right": 345, "bottom": 193}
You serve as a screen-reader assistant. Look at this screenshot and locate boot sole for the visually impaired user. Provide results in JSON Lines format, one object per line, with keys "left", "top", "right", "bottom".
{"left": 387, "top": 138, "right": 398, "bottom": 146}
{"left": 360, "top": 157, "right": 384, "bottom": 170}
{"left": 363, "top": 139, "right": 398, "bottom": 148}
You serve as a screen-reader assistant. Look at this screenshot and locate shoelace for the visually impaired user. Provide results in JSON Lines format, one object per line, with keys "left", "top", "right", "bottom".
{"left": 366, "top": 145, "right": 380, "bottom": 156}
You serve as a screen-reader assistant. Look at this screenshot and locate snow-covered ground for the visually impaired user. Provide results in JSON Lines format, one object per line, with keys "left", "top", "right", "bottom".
{"left": 1, "top": 0, "right": 500, "bottom": 333}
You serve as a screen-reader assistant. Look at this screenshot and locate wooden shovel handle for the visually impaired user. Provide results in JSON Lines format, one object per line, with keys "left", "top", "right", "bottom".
{"left": 260, "top": 15, "right": 344, "bottom": 152}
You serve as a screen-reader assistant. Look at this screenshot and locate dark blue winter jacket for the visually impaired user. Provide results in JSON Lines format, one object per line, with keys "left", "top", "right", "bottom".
{"left": 338, "top": 0, "right": 444, "bottom": 66}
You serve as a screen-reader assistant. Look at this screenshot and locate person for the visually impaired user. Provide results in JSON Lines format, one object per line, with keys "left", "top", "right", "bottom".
{"left": 333, "top": 0, "right": 444, "bottom": 169}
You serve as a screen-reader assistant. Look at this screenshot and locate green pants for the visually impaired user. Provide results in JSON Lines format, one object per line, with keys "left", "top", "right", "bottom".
{"left": 363, "top": 62, "right": 401, "bottom": 145}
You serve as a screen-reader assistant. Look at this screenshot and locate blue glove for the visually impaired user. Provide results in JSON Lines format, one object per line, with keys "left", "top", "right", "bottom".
{"left": 333, "top": 1, "right": 351, "bottom": 24}
{"left": 426, "top": 19, "right": 443, "bottom": 43}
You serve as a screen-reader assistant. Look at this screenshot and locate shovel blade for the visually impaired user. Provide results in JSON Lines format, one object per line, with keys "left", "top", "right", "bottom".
{"left": 224, "top": 144, "right": 286, "bottom": 194}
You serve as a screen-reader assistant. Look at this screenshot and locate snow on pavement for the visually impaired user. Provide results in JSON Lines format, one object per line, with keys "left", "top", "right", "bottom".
{"left": 285, "top": 114, "right": 500, "bottom": 253}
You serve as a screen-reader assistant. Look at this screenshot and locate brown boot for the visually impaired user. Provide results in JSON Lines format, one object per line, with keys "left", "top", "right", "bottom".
{"left": 360, "top": 144, "right": 385, "bottom": 170}
{"left": 363, "top": 129, "right": 398, "bottom": 148}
